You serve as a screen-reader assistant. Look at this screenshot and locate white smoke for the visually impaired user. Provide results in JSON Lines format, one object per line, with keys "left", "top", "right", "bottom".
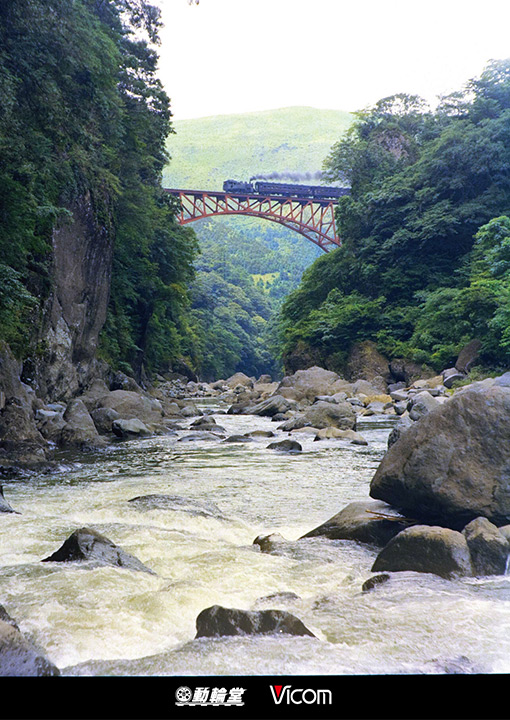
{"left": 249, "top": 171, "right": 324, "bottom": 183}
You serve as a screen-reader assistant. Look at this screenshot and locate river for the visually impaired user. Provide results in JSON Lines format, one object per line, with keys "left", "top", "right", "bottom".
{"left": 1, "top": 400, "right": 510, "bottom": 676}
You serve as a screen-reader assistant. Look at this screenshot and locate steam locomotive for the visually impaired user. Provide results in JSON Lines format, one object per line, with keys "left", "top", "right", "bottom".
{"left": 223, "top": 179, "right": 350, "bottom": 201}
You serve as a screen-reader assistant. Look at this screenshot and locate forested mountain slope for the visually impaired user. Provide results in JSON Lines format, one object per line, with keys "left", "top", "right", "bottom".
{"left": 278, "top": 67, "right": 510, "bottom": 377}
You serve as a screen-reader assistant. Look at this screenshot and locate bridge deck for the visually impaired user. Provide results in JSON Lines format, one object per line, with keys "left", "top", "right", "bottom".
{"left": 164, "top": 187, "right": 340, "bottom": 251}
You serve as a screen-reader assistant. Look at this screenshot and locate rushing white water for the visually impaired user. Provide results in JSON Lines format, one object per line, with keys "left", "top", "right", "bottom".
{"left": 1, "top": 402, "right": 510, "bottom": 676}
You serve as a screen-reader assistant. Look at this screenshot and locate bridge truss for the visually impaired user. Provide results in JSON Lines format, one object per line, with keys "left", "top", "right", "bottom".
{"left": 164, "top": 188, "right": 340, "bottom": 252}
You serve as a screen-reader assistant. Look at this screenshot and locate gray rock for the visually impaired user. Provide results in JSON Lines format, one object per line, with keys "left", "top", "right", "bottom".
{"left": 248, "top": 395, "right": 297, "bottom": 418}
{"left": 455, "top": 340, "right": 482, "bottom": 374}
{"left": 267, "top": 439, "right": 302, "bottom": 453}
{"left": 393, "top": 401, "right": 408, "bottom": 416}
{"left": 494, "top": 372, "right": 510, "bottom": 388}
{"left": 195, "top": 605, "right": 316, "bottom": 638}
{"left": 370, "top": 382, "right": 510, "bottom": 527}
{"left": 90, "top": 407, "right": 120, "bottom": 435}
{"left": 313, "top": 427, "right": 367, "bottom": 444}
{"left": 301, "top": 400, "right": 356, "bottom": 430}
{"left": 253, "top": 533, "right": 287, "bottom": 553}
{"left": 390, "top": 390, "right": 409, "bottom": 403}
{"left": 41, "top": 527, "right": 155, "bottom": 574}
{"left": 462, "top": 517, "right": 509, "bottom": 576}
{"left": 244, "top": 430, "right": 275, "bottom": 439}
{"left": 222, "top": 435, "right": 254, "bottom": 443}
{"left": 97, "top": 390, "right": 164, "bottom": 424}
{"left": 371, "top": 525, "right": 473, "bottom": 579}
{"left": 59, "top": 398, "right": 104, "bottom": 449}
{"left": 0, "top": 485, "right": 20, "bottom": 514}
{"left": 178, "top": 431, "right": 224, "bottom": 442}
{"left": 442, "top": 368, "right": 465, "bottom": 389}
{"left": 276, "top": 414, "right": 309, "bottom": 432}
{"left": 300, "top": 500, "right": 410, "bottom": 546}
{"left": 112, "top": 418, "right": 151, "bottom": 438}
{"left": 276, "top": 366, "right": 350, "bottom": 403}
{"left": 408, "top": 391, "right": 440, "bottom": 421}
{"left": 387, "top": 415, "right": 413, "bottom": 448}
{"left": 0, "top": 614, "right": 60, "bottom": 676}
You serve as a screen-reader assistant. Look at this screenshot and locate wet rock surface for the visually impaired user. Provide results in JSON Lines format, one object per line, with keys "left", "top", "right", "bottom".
{"left": 371, "top": 525, "right": 473, "bottom": 579}
{"left": 41, "top": 527, "right": 156, "bottom": 574}
{"left": 195, "top": 605, "right": 316, "bottom": 638}
{"left": 0, "top": 609, "right": 60, "bottom": 677}
{"left": 301, "top": 500, "right": 410, "bottom": 547}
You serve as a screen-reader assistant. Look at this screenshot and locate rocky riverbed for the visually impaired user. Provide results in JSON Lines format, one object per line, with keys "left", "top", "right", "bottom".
{"left": 2, "top": 359, "right": 510, "bottom": 676}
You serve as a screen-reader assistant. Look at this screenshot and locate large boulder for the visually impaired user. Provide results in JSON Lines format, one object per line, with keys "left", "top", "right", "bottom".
{"left": 246, "top": 395, "right": 296, "bottom": 417}
{"left": 276, "top": 366, "right": 351, "bottom": 403}
{"left": 300, "top": 500, "right": 410, "bottom": 547}
{"left": 371, "top": 525, "right": 473, "bottom": 579}
{"left": 90, "top": 406, "right": 120, "bottom": 435}
{"left": 59, "top": 398, "right": 105, "bottom": 449}
{"left": 41, "top": 527, "right": 155, "bottom": 574}
{"left": 96, "top": 390, "right": 164, "bottom": 425}
{"left": 112, "top": 418, "right": 151, "bottom": 439}
{"left": 369, "top": 381, "right": 510, "bottom": 527}
{"left": 300, "top": 400, "right": 356, "bottom": 430}
{"left": 195, "top": 605, "right": 315, "bottom": 638}
{"left": 224, "top": 372, "right": 254, "bottom": 390}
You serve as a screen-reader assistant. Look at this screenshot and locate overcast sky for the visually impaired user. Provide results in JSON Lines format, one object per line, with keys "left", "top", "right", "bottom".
{"left": 154, "top": 0, "right": 510, "bottom": 120}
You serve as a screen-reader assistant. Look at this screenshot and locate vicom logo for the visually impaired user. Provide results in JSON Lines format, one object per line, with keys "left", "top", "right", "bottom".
{"left": 270, "top": 684, "right": 332, "bottom": 705}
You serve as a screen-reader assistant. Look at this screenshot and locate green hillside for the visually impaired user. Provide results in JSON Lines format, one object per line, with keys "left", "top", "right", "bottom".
{"left": 163, "top": 106, "right": 353, "bottom": 190}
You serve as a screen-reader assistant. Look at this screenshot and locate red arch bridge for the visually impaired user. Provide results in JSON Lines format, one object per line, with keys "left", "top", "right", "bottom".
{"left": 164, "top": 187, "right": 341, "bottom": 252}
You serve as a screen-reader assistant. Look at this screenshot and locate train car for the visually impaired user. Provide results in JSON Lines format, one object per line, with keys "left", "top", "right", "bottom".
{"left": 311, "top": 186, "right": 350, "bottom": 200}
{"left": 254, "top": 181, "right": 350, "bottom": 200}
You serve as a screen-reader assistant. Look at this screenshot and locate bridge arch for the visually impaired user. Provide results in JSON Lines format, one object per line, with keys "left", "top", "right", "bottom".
{"left": 164, "top": 188, "right": 341, "bottom": 252}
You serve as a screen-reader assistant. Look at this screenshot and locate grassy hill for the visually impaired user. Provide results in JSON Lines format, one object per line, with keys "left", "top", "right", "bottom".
{"left": 163, "top": 106, "right": 353, "bottom": 190}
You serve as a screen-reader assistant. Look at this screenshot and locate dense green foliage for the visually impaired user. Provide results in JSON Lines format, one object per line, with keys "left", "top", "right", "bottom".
{"left": 184, "top": 219, "right": 292, "bottom": 380}
{"left": 278, "top": 64, "right": 510, "bottom": 373}
{"left": 0, "top": 0, "right": 198, "bottom": 374}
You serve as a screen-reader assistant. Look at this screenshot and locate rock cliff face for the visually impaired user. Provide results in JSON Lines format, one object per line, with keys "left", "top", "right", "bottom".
{"left": 32, "top": 193, "right": 114, "bottom": 402}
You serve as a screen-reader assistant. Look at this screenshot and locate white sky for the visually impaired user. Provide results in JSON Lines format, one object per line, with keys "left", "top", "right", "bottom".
{"left": 154, "top": 0, "right": 510, "bottom": 120}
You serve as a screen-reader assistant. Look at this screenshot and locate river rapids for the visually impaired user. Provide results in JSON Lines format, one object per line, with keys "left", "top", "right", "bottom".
{"left": 1, "top": 400, "right": 510, "bottom": 677}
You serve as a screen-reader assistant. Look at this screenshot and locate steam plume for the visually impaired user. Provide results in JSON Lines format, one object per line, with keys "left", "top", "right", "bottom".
{"left": 249, "top": 171, "right": 324, "bottom": 183}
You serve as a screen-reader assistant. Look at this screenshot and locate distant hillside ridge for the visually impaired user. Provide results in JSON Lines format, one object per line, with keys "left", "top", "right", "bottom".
{"left": 163, "top": 106, "right": 353, "bottom": 191}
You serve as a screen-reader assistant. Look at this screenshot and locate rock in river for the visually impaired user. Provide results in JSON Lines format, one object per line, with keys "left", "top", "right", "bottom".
{"left": 462, "top": 517, "right": 509, "bottom": 576}
{"left": 300, "top": 500, "right": 410, "bottom": 547}
{"left": 0, "top": 485, "right": 20, "bottom": 514}
{"left": 371, "top": 525, "right": 473, "bottom": 579}
{"left": 370, "top": 380, "right": 510, "bottom": 527}
{"left": 0, "top": 606, "right": 60, "bottom": 676}
{"left": 195, "top": 605, "right": 316, "bottom": 638}
{"left": 267, "top": 439, "right": 302, "bottom": 453}
{"left": 41, "top": 527, "right": 155, "bottom": 574}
